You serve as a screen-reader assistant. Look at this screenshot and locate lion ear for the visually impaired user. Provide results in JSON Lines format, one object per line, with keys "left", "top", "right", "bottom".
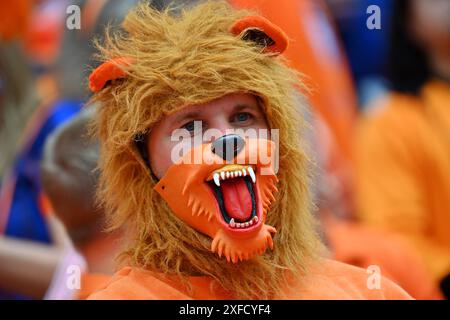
{"left": 89, "top": 57, "right": 132, "bottom": 93}
{"left": 230, "top": 15, "right": 288, "bottom": 55}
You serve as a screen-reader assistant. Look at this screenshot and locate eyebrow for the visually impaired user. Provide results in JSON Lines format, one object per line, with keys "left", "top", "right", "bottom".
{"left": 172, "top": 111, "right": 202, "bottom": 125}
{"left": 172, "top": 102, "right": 259, "bottom": 125}
{"left": 233, "top": 103, "right": 257, "bottom": 112}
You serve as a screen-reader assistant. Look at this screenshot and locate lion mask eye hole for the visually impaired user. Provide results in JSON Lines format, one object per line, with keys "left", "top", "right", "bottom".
{"left": 241, "top": 28, "right": 275, "bottom": 48}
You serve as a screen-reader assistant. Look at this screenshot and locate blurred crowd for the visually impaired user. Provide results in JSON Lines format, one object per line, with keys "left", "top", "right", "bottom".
{"left": 0, "top": 0, "right": 449, "bottom": 299}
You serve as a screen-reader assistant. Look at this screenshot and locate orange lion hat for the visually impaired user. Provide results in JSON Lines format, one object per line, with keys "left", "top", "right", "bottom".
{"left": 89, "top": 1, "right": 322, "bottom": 299}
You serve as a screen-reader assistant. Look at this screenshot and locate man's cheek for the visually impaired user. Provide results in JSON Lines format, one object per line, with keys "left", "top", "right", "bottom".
{"left": 168, "top": 139, "right": 195, "bottom": 164}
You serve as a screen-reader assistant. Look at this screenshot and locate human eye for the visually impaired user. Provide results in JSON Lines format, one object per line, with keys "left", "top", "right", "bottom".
{"left": 180, "top": 120, "right": 207, "bottom": 136}
{"left": 181, "top": 120, "right": 196, "bottom": 132}
{"left": 232, "top": 112, "right": 254, "bottom": 124}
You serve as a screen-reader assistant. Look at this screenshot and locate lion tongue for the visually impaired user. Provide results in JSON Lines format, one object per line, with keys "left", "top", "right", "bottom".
{"left": 220, "top": 178, "right": 252, "bottom": 222}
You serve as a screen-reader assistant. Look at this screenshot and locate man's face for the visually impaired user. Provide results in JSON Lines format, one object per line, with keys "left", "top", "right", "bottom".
{"left": 147, "top": 93, "right": 269, "bottom": 179}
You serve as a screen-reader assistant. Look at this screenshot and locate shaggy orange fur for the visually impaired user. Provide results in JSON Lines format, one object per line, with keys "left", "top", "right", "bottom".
{"left": 89, "top": 1, "right": 324, "bottom": 299}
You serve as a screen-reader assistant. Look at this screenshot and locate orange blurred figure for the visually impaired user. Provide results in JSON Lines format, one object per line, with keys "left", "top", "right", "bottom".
{"left": 0, "top": 0, "right": 32, "bottom": 42}
{"left": 354, "top": 0, "right": 450, "bottom": 298}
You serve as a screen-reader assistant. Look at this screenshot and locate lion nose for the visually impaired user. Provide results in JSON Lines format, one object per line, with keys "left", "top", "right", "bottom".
{"left": 211, "top": 134, "right": 245, "bottom": 161}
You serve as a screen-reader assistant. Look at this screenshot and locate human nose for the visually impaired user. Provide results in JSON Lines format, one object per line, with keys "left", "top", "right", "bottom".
{"left": 202, "top": 117, "right": 234, "bottom": 144}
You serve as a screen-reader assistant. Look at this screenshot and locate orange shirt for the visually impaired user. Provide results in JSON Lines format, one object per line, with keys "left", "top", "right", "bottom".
{"left": 77, "top": 273, "right": 111, "bottom": 300}
{"left": 87, "top": 259, "right": 412, "bottom": 300}
{"left": 355, "top": 80, "right": 450, "bottom": 281}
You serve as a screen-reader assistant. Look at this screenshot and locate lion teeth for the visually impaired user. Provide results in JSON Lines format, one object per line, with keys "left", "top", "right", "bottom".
{"left": 228, "top": 216, "right": 260, "bottom": 229}
{"left": 248, "top": 166, "right": 256, "bottom": 183}
{"left": 213, "top": 173, "right": 221, "bottom": 187}
{"left": 210, "top": 166, "right": 257, "bottom": 183}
